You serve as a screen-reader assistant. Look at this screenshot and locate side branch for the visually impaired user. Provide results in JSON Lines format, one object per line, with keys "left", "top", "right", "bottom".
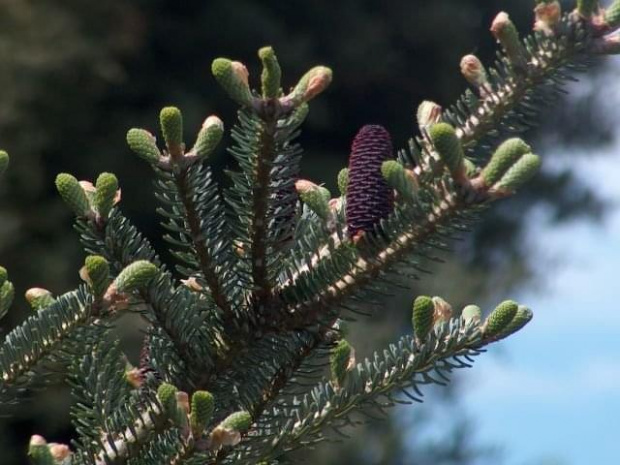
{"left": 173, "top": 167, "right": 232, "bottom": 314}
{"left": 277, "top": 183, "right": 476, "bottom": 332}
{"left": 456, "top": 15, "right": 588, "bottom": 148}
{"left": 251, "top": 319, "right": 485, "bottom": 462}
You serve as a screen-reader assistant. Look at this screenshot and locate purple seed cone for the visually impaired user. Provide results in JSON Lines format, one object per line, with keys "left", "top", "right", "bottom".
{"left": 346, "top": 125, "right": 394, "bottom": 238}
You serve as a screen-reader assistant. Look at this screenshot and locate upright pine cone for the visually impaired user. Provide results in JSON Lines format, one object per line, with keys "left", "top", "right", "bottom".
{"left": 346, "top": 125, "right": 394, "bottom": 238}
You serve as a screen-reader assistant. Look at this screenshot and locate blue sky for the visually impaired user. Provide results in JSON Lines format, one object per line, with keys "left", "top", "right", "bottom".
{"left": 459, "top": 60, "right": 620, "bottom": 465}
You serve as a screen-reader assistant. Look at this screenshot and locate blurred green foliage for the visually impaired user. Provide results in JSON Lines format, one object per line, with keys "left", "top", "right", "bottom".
{"left": 0, "top": 0, "right": 611, "bottom": 463}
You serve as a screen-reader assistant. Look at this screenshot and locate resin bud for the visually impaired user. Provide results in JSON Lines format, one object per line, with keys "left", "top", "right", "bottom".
{"left": 159, "top": 106, "right": 184, "bottom": 157}
{"left": 483, "top": 300, "right": 519, "bottom": 339}
{"left": 258, "top": 46, "right": 282, "bottom": 99}
{"left": 113, "top": 260, "right": 158, "bottom": 293}
{"left": 94, "top": 172, "right": 119, "bottom": 219}
{"left": 482, "top": 138, "right": 532, "bottom": 186}
{"left": 55, "top": 173, "right": 91, "bottom": 217}
{"left": 428, "top": 123, "right": 465, "bottom": 178}
{"left": 330, "top": 339, "right": 354, "bottom": 388}
{"left": 190, "top": 390, "right": 215, "bottom": 436}
{"left": 25, "top": 288, "right": 54, "bottom": 310}
{"left": 191, "top": 115, "right": 224, "bottom": 160}
{"left": 211, "top": 58, "right": 253, "bottom": 106}
{"left": 0, "top": 266, "right": 7, "bottom": 288}
{"left": 412, "top": 295, "right": 434, "bottom": 342}
{"left": 126, "top": 128, "right": 162, "bottom": 165}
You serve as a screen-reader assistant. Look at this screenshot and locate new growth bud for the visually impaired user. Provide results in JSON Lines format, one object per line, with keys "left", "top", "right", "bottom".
{"left": 49, "top": 443, "right": 71, "bottom": 461}
{"left": 113, "top": 260, "right": 158, "bottom": 294}
{"left": 25, "top": 288, "right": 54, "bottom": 310}
{"left": 483, "top": 300, "right": 519, "bottom": 339}
{"left": 191, "top": 116, "right": 224, "bottom": 160}
{"left": 28, "top": 435, "right": 54, "bottom": 465}
{"left": 463, "top": 158, "right": 477, "bottom": 177}
{"left": 283, "top": 66, "right": 333, "bottom": 107}
{"left": 577, "top": 0, "right": 599, "bottom": 18}
{"left": 482, "top": 138, "right": 532, "bottom": 186}
{"left": 210, "top": 411, "right": 253, "bottom": 449}
{"left": 0, "top": 274, "right": 15, "bottom": 319}
{"left": 219, "top": 411, "right": 252, "bottom": 433}
{"left": 55, "top": 173, "right": 91, "bottom": 217}
{"left": 460, "top": 55, "right": 488, "bottom": 89}
{"left": 494, "top": 153, "right": 541, "bottom": 193}
{"left": 159, "top": 106, "right": 184, "bottom": 158}
{"left": 0, "top": 266, "right": 7, "bottom": 288}
{"left": 0, "top": 150, "right": 8, "bottom": 176}
{"left": 534, "top": 1, "right": 562, "bottom": 35}
{"left": 83, "top": 255, "right": 111, "bottom": 299}
{"left": 286, "top": 102, "right": 310, "bottom": 128}
{"left": 462, "top": 304, "right": 482, "bottom": 324}
{"left": 412, "top": 295, "right": 434, "bottom": 342}
{"left": 126, "top": 128, "right": 162, "bottom": 165}
{"left": 605, "top": 0, "right": 620, "bottom": 28}
{"left": 258, "top": 46, "right": 282, "bottom": 99}
{"left": 157, "top": 382, "right": 179, "bottom": 418}
{"left": 211, "top": 58, "right": 253, "bottom": 107}
{"left": 491, "top": 12, "right": 527, "bottom": 71}
{"left": 416, "top": 101, "right": 442, "bottom": 129}
{"left": 337, "top": 168, "right": 349, "bottom": 196}
{"left": 432, "top": 296, "right": 453, "bottom": 324}
{"left": 94, "top": 172, "right": 119, "bottom": 220}
{"left": 190, "top": 391, "right": 215, "bottom": 436}
{"left": 330, "top": 339, "right": 354, "bottom": 388}
{"left": 295, "top": 179, "right": 331, "bottom": 220}
{"left": 428, "top": 123, "right": 466, "bottom": 180}
{"left": 497, "top": 305, "right": 533, "bottom": 339}
{"left": 381, "top": 160, "right": 418, "bottom": 203}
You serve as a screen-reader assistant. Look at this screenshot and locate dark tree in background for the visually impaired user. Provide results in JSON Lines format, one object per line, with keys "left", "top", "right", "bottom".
{"left": 0, "top": 1, "right": 611, "bottom": 463}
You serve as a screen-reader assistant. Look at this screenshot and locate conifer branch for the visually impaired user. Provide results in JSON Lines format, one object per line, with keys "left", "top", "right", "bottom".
{"left": 0, "top": 287, "right": 94, "bottom": 398}
{"left": 77, "top": 211, "right": 218, "bottom": 379}
{"left": 277, "top": 179, "right": 478, "bottom": 331}
{"left": 250, "top": 318, "right": 485, "bottom": 461}
{"left": 6, "top": 2, "right": 620, "bottom": 462}
{"left": 157, "top": 165, "right": 234, "bottom": 315}
{"left": 250, "top": 114, "right": 280, "bottom": 306}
